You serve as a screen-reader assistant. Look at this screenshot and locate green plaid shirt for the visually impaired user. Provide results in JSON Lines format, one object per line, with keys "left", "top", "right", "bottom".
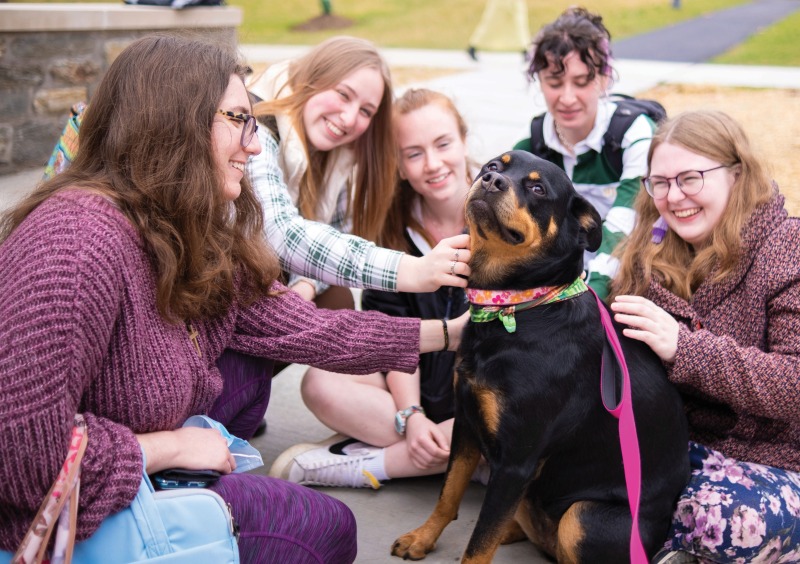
{"left": 248, "top": 128, "right": 403, "bottom": 292}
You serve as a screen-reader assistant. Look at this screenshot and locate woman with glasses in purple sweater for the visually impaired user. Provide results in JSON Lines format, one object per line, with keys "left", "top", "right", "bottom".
{"left": 0, "top": 35, "right": 464, "bottom": 564}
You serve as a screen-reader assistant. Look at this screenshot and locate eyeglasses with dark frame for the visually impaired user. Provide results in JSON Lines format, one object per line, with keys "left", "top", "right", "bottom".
{"left": 217, "top": 109, "right": 258, "bottom": 148}
{"left": 642, "top": 165, "right": 729, "bottom": 200}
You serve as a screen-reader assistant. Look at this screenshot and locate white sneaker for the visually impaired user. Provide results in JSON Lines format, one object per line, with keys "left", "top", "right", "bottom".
{"left": 269, "top": 434, "right": 382, "bottom": 489}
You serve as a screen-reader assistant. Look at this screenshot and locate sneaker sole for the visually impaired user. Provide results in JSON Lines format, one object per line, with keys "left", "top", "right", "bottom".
{"left": 268, "top": 433, "right": 349, "bottom": 480}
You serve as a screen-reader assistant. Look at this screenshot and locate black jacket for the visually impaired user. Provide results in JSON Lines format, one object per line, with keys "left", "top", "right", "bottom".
{"left": 361, "top": 232, "right": 468, "bottom": 423}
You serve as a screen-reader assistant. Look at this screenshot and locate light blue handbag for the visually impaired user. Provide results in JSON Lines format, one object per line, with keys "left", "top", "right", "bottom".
{"left": 70, "top": 471, "right": 239, "bottom": 563}
{"left": 2, "top": 443, "right": 239, "bottom": 564}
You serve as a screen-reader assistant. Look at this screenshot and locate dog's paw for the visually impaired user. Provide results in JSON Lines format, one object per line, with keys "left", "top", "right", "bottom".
{"left": 391, "top": 530, "right": 435, "bottom": 560}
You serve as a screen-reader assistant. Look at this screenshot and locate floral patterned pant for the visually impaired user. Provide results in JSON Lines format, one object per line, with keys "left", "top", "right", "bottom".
{"left": 664, "top": 442, "right": 800, "bottom": 563}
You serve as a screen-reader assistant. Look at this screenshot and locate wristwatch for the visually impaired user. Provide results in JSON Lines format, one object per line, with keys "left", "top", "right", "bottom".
{"left": 394, "top": 405, "right": 425, "bottom": 435}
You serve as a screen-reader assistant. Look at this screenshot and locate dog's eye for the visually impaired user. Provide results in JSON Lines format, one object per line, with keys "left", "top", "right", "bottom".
{"left": 486, "top": 162, "right": 499, "bottom": 172}
{"left": 528, "top": 183, "right": 546, "bottom": 196}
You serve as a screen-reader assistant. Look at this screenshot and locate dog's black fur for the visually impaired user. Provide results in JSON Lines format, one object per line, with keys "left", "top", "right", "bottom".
{"left": 392, "top": 151, "right": 689, "bottom": 563}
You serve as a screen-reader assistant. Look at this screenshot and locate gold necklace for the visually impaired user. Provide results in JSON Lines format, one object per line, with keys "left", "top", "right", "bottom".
{"left": 554, "top": 121, "right": 575, "bottom": 154}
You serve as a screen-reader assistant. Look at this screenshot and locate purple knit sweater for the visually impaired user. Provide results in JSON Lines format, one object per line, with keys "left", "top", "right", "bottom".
{"left": 647, "top": 192, "right": 800, "bottom": 472}
{"left": 0, "top": 190, "right": 421, "bottom": 549}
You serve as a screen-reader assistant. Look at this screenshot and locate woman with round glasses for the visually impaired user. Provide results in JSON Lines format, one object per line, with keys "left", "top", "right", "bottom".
{"left": 610, "top": 110, "right": 800, "bottom": 562}
{"left": 0, "top": 35, "right": 467, "bottom": 563}
{"left": 247, "top": 36, "right": 470, "bottom": 309}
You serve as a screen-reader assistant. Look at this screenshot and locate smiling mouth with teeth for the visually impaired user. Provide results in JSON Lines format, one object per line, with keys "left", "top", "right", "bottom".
{"left": 673, "top": 208, "right": 700, "bottom": 218}
{"left": 428, "top": 173, "right": 449, "bottom": 184}
{"left": 325, "top": 120, "right": 345, "bottom": 137}
{"left": 230, "top": 162, "right": 244, "bottom": 172}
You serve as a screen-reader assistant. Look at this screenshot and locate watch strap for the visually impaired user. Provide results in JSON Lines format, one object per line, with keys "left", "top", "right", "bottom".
{"left": 394, "top": 405, "right": 425, "bottom": 435}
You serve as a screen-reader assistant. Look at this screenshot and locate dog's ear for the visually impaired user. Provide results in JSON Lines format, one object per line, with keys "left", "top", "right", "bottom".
{"left": 570, "top": 194, "right": 602, "bottom": 253}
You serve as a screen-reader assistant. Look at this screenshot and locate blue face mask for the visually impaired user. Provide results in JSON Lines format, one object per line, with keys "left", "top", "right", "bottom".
{"left": 182, "top": 415, "right": 264, "bottom": 473}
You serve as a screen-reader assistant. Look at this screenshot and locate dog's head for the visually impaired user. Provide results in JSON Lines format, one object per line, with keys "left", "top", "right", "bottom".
{"left": 465, "top": 150, "right": 602, "bottom": 290}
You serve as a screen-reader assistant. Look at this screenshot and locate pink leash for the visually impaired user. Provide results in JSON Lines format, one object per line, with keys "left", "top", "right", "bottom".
{"left": 589, "top": 288, "right": 648, "bottom": 564}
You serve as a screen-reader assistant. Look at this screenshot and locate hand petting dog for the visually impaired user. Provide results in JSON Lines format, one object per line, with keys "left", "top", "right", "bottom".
{"left": 611, "top": 295, "right": 680, "bottom": 363}
{"left": 397, "top": 233, "right": 471, "bottom": 292}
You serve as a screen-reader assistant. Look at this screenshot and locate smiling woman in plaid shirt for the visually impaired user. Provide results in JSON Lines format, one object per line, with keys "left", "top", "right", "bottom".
{"left": 247, "top": 37, "right": 471, "bottom": 307}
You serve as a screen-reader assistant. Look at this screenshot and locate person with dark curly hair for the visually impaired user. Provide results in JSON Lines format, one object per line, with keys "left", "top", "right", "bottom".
{"left": 515, "top": 7, "right": 658, "bottom": 299}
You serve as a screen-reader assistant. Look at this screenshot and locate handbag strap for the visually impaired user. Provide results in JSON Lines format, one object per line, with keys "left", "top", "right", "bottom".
{"left": 13, "top": 414, "right": 88, "bottom": 564}
{"left": 129, "top": 469, "right": 175, "bottom": 557}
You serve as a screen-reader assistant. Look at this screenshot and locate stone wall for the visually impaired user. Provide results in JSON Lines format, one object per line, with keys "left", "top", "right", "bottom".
{"left": 0, "top": 3, "right": 242, "bottom": 175}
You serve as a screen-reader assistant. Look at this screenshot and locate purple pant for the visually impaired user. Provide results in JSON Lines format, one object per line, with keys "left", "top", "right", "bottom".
{"left": 209, "top": 350, "right": 357, "bottom": 564}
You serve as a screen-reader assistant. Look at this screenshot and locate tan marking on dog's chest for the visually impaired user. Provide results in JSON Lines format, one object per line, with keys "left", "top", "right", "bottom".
{"left": 471, "top": 384, "right": 502, "bottom": 436}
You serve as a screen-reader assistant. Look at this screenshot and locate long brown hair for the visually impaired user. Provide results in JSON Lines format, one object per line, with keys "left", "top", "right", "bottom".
{"left": 0, "top": 35, "right": 279, "bottom": 322}
{"left": 253, "top": 36, "right": 396, "bottom": 242}
{"left": 379, "top": 88, "right": 473, "bottom": 253}
{"left": 611, "top": 110, "right": 773, "bottom": 300}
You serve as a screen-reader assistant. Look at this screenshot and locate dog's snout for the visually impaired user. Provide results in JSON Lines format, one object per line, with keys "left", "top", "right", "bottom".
{"left": 481, "top": 171, "right": 508, "bottom": 193}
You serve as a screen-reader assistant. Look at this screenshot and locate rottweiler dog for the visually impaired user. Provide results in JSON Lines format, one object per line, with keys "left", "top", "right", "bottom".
{"left": 391, "top": 151, "right": 689, "bottom": 563}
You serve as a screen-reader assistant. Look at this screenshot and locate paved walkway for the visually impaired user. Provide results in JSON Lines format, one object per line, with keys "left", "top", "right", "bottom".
{"left": 0, "top": 3, "right": 799, "bottom": 562}
{"left": 613, "top": 0, "right": 800, "bottom": 62}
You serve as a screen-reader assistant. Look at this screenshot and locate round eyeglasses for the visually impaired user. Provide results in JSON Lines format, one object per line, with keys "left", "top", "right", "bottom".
{"left": 642, "top": 165, "right": 729, "bottom": 200}
{"left": 217, "top": 109, "right": 258, "bottom": 148}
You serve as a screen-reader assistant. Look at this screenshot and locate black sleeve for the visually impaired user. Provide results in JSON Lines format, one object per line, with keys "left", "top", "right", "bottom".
{"left": 361, "top": 288, "right": 412, "bottom": 318}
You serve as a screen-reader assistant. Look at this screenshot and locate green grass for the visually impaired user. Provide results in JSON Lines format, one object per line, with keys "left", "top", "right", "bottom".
{"left": 232, "top": 0, "right": 750, "bottom": 48}
{"left": 9, "top": 0, "right": 800, "bottom": 66}
{"left": 230, "top": 0, "right": 798, "bottom": 67}
{"left": 712, "top": 10, "right": 800, "bottom": 66}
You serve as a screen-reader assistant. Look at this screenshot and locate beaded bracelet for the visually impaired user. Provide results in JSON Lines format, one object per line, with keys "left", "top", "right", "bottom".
{"left": 441, "top": 319, "right": 449, "bottom": 352}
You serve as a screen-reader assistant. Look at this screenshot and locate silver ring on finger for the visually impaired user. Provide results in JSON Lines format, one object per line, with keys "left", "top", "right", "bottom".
{"left": 450, "top": 260, "right": 457, "bottom": 276}
{"left": 454, "top": 249, "right": 460, "bottom": 262}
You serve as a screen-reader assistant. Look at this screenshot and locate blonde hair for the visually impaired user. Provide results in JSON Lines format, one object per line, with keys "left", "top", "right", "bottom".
{"left": 379, "top": 88, "right": 473, "bottom": 252}
{"left": 611, "top": 110, "right": 773, "bottom": 300}
{"left": 253, "top": 36, "right": 396, "bottom": 242}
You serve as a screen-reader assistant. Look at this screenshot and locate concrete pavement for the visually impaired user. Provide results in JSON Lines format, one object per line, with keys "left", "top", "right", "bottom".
{"left": 1, "top": 2, "right": 800, "bottom": 560}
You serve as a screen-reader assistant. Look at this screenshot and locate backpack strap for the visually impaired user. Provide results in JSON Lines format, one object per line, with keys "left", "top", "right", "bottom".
{"left": 527, "top": 112, "right": 561, "bottom": 163}
{"left": 528, "top": 96, "right": 665, "bottom": 177}
{"left": 602, "top": 95, "right": 666, "bottom": 177}
{"left": 601, "top": 105, "right": 639, "bottom": 177}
